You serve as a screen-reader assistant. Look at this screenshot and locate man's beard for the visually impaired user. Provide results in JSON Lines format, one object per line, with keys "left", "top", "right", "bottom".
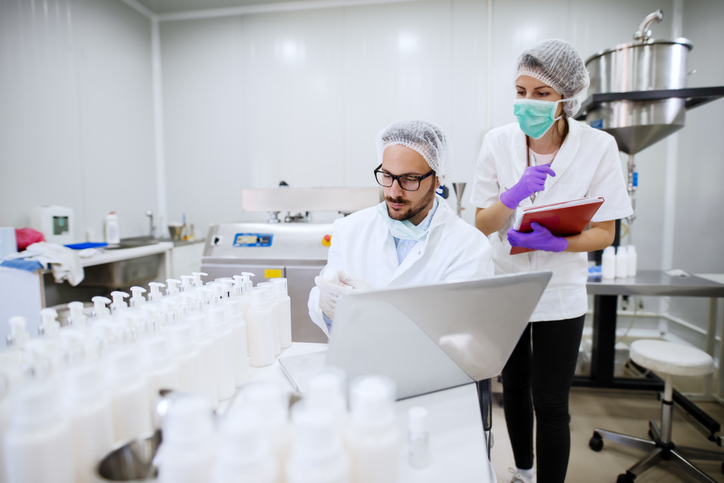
{"left": 385, "top": 182, "right": 436, "bottom": 222}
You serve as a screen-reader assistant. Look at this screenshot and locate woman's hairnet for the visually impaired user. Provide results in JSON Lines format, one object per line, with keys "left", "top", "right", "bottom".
{"left": 515, "top": 39, "right": 590, "bottom": 117}
{"left": 376, "top": 120, "right": 451, "bottom": 185}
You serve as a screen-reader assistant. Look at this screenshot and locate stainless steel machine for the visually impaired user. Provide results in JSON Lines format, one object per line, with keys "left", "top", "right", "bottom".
{"left": 576, "top": 10, "right": 724, "bottom": 240}
{"left": 201, "top": 187, "right": 381, "bottom": 343}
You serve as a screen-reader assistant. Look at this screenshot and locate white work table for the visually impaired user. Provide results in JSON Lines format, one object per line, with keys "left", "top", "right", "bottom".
{"left": 236, "top": 342, "right": 495, "bottom": 483}
{"left": 79, "top": 242, "right": 174, "bottom": 267}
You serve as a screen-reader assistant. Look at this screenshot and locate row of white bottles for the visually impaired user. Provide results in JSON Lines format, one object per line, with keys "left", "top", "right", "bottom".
{"left": 157, "top": 372, "right": 404, "bottom": 483}
{"left": 602, "top": 245, "right": 638, "bottom": 279}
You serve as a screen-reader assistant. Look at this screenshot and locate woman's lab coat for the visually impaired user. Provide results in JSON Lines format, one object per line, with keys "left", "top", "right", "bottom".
{"left": 308, "top": 199, "right": 494, "bottom": 336}
{"left": 470, "top": 118, "right": 633, "bottom": 322}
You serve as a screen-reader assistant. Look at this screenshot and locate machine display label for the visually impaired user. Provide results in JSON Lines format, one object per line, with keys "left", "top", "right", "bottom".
{"left": 233, "top": 233, "right": 273, "bottom": 247}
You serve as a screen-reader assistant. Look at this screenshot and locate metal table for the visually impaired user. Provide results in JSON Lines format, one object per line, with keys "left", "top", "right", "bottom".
{"left": 578, "top": 270, "right": 724, "bottom": 440}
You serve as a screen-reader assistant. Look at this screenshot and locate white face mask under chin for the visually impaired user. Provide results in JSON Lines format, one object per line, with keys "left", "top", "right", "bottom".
{"left": 376, "top": 202, "right": 429, "bottom": 241}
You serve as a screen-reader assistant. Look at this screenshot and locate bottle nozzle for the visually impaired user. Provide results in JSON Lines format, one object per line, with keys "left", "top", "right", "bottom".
{"left": 180, "top": 275, "right": 194, "bottom": 292}
{"left": 39, "top": 308, "right": 60, "bottom": 337}
{"left": 191, "top": 272, "right": 208, "bottom": 288}
{"left": 67, "top": 301, "right": 87, "bottom": 328}
{"left": 166, "top": 279, "right": 181, "bottom": 296}
{"left": 8, "top": 316, "right": 30, "bottom": 348}
{"left": 91, "top": 296, "right": 111, "bottom": 317}
{"left": 110, "top": 291, "right": 130, "bottom": 313}
{"left": 148, "top": 282, "right": 165, "bottom": 302}
{"left": 232, "top": 275, "right": 244, "bottom": 296}
{"left": 130, "top": 286, "right": 147, "bottom": 308}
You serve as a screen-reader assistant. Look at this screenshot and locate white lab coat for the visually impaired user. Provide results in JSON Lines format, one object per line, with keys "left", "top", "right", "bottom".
{"left": 470, "top": 118, "right": 633, "bottom": 322}
{"left": 308, "top": 199, "right": 494, "bottom": 336}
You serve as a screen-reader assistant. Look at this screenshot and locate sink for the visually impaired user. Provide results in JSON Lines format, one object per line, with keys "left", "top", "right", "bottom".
{"left": 106, "top": 236, "right": 161, "bottom": 250}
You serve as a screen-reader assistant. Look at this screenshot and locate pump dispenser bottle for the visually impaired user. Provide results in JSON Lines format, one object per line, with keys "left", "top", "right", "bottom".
{"left": 207, "top": 305, "right": 235, "bottom": 401}
{"left": 211, "top": 407, "right": 278, "bottom": 483}
{"left": 110, "top": 291, "right": 129, "bottom": 313}
{"left": 225, "top": 298, "right": 250, "bottom": 387}
{"left": 158, "top": 396, "right": 215, "bottom": 483}
{"left": 191, "top": 272, "right": 208, "bottom": 288}
{"left": 63, "top": 362, "right": 114, "bottom": 483}
{"left": 141, "top": 334, "right": 179, "bottom": 408}
{"left": 247, "top": 287, "right": 276, "bottom": 367}
{"left": 270, "top": 278, "right": 292, "bottom": 349}
{"left": 169, "top": 323, "right": 203, "bottom": 394}
{"left": 166, "top": 279, "right": 182, "bottom": 297}
{"left": 105, "top": 347, "right": 152, "bottom": 442}
{"left": 38, "top": 308, "right": 61, "bottom": 337}
{"left": 186, "top": 312, "right": 219, "bottom": 409}
{"left": 130, "top": 286, "right": 147, "bottom": 308}
{"left": 7, "top": 317, "right": 30, "bottom": 349}
{"left": 92, "top": 296, "right": 111, "bottom": 317}
{"left": 347, "top": 376, "right": 401, "bottom": 483}
{"left": 257, "top": 283, "right": 281, "bottom": 356}
{"left": 5, "top": 380, "right": 75, "bottom": 483}
{"left": 148, "top": 282, "right": 165, "bottom": 303}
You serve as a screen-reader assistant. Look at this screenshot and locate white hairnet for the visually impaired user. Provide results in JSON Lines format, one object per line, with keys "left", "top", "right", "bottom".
{"left": 375, "top": 120, "right": 451, "bottom": 185}
{"left": 515, "top": 39, "right": 590, "bottom": 117}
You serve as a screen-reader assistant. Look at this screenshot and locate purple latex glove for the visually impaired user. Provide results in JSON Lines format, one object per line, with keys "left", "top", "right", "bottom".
{"left": 500, "top": 164, "right": 556, "bottom": 209}
{"left": 507, "top": 222, "right": 568, "bottom": 252}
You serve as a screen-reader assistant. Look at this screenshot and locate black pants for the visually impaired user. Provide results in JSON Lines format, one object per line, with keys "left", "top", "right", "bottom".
{"left": 502, "top": 315, "right": 585, "bottom": 483}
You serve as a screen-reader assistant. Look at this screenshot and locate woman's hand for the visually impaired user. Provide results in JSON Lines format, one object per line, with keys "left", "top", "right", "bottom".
{"left": 500, "top": 164, "right": 556, "bottom": 209}
{"left": 507, "top": 222, "right": 568, "bottom": 252}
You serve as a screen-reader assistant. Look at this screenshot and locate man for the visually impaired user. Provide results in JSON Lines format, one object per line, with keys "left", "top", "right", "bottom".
{"left": 308, "top": 119, "right": 494, "bottom": 336}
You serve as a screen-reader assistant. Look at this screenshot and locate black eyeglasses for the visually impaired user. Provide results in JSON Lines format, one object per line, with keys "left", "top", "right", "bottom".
{"left": 373, "top": 164, "right": 435, "bottom": 191}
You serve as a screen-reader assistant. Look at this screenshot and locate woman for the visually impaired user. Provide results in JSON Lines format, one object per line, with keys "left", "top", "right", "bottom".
{"left": 470, "top": 39, "right": 632, "bottom": 483}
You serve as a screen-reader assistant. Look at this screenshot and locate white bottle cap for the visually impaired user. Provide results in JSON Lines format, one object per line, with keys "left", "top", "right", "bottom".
{"left": 627, "top": 245, "right": 637, "bottom": 255}
{"left": 232, "top": 276, "right": 244, "bottom": 296}
{"left": 408, "top": 406, "right": 428, "bottom": 433}
{"left": 207, "top": 305, "right": 228, "bottom": 329}
{"left": 270, "top": 278, "right": 288, "bottom": 297}
{"left": 92, "top": 296, "right": 111, "bottom": 317}
{"left": 603, "top": 246, "right": 616, "bottom": 256}
{"left": 148, "top": 282, "right": 165, "bottom": 302}
{"left": 290, "top": 401, "right": 340, "bottom": 460}
{"left": 67, "top": 301, "right": 88, "bottom": 328}
{"left": 130, "top": 286, "right": 147, "bottom": 308}
{"left": 10, "top": 380, "right": 61, "bottom": 429}
{"left": 180, "top": 275, "right": 194, "bottom": 292}
{"left": 166, "top": 279, "right": 181, "bottom": 296}
{"left": 224, "top": 298, "right": 244, "bottom": 325}
{"left": 209, "top": 283, "right": 225, "bottom": 304}
{"left": 241, "top": 272, "right": 255, "bottom": 293}
{"left": 110, "top": 291, "right": 130, "bottom": 312}
{"left": 39, "top": 308, "right": 60, "bottom": 337}
{"left": 191, "top": 272, "right": 208, "bottom": 288}
{"left": 350, "top": 375, "right": 396, "bottom": 428}
{"left": 617, "top": 246, "right": 626, "bottom": 255}
{"left": 237, "top": 381, "right": 288, "bottom": 428}
{"left": 141, "top": 334, "right": 173, "bottom": 369}
{"left": 306, "top": 367, "right": 346, "bottom": 413}
{"left": 250, "top": 286, "right": 269, "bottom": 310}
{"left": 8, "top": 316, "right": 30, "bottom": 348}
{"left": 163, "top": 395, "right": 213, "bottom": 446}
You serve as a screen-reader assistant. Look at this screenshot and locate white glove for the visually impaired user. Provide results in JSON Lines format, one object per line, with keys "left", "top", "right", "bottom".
{"left": 337, "top": 270, "right": 375, "bottom": 292}
{"left": 315, "top": 274, "right": 352, "bottom": 321}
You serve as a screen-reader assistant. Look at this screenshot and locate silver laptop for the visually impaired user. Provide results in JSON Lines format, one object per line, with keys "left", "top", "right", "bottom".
{"left": 280, "top": 271, "right": 551, "bottom": 400}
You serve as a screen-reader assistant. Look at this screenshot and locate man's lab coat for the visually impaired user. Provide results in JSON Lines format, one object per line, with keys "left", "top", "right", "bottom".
{"left": 308, "top": 199, "right": 494, "bottom": 336}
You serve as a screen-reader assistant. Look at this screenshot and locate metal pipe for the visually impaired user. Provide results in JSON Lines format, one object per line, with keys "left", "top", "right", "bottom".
{"left": 634, "top": 9, "right": 663, "bottom": 42}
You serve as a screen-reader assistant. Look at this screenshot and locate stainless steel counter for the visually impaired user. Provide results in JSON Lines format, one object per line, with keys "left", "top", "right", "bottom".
{"left": 587, "top": 270, "right": 724, "bottom": 297}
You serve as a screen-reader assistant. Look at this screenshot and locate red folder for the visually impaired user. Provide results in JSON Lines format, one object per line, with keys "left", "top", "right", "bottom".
{"left": 510, "top": 197, "right": 605, "bottom": 255}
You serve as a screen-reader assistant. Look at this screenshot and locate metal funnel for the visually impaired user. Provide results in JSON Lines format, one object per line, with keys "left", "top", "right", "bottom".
{"left": 452, "top": 182, "right": 466, "bottom": 217}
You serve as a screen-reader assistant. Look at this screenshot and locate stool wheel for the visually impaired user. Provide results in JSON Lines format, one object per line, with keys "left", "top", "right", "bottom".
{"left": 617, "top": 473, "right": 635, "bottom": 483}
{"left": 589, "top": 432, "right": 603, "bottom": 452}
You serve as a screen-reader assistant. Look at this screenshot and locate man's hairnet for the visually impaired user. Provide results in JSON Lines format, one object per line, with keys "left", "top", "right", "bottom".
{"left": 376, "top": 120, "right": 451, "bottom": 185}
{"left": 515, "top": 39, "right": 590, "bottom": 117}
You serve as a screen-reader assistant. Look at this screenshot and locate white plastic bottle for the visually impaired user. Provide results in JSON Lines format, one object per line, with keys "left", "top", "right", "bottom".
{"left": 67, "top": 301, "right": 89, "bottom": 329}
{"left": 305, "top": 368, "right": 348, "bottom": 438}
{"left": 602, "top": 246, "right": 616, "bottom": 279}
{"left": 286, "top": 401, "right": 350, "bottom": 483}
{"left": 207, "top": 305, "right": 235, "bottom": 401}
{"left": 627, "top": 245, "right": 638, "bottom": 277}
{"left": 63, "top": 362, "right": 114, "bottom": 483}
{"left": 346, "top": 376, "right": 401, "bottom": 483}
{"left": 158, "top": 396, "right": 215, "bottom": 483}
{"left": 105, "top": 347, "right": 152, "bottom": 442}
{"left": 408, "top": 407, "right": 430, "bottom": 469}
{"left": 211, "top": 407, "right": 278, "bottom": 483}
{"left": 4, "top": 380, "right": 75, "bottom": 483}
{"left": 247, "top": 287, "right": 276, "bottom": 367}
{"left": 0, "top": 348, "right": 24, "bottom": 483}
{"left": 130, "top": 286, "right": 147, "bottom": 308}
{"left": 271, "top": 278, "right": 292, "bottom": 350}
{"left": 104, "top": 212, "right": 120, "bottom": 244}
{"left": 141, "top": 334, "right": 180, "bottom": 408}
{"left": 186, "top": 313, "right": 219, "bottom": 409}
{"left": 169, "top": 323, "right": 203, "bottom": 395}
{"left": 616, "top": 246, "right": 628, "bottom": 279}
{"left": 225, "top": 298, "right": 250, "bottom": 387}
{"left": 257, "top": 282, "right": 281, "bottom": 356}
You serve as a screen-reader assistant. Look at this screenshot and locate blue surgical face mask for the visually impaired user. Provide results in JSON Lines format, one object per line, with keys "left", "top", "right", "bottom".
{"left": 376, "top": 202, "right": 428, "bottom": 241}
{"left": 513, "top": 98, "right": 565, "bottom": 139}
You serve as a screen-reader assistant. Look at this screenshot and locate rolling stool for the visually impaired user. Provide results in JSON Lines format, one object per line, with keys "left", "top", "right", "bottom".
{"left": 589, "top": 339, "right": 724, "bottom": 482}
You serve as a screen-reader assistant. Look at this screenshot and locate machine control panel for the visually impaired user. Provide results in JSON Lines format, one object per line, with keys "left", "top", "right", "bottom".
{"left": 233, "top": 233, "right": 273, "bottom": 247}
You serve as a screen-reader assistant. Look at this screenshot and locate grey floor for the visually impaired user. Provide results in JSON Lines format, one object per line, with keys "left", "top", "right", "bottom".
{"left": 489, "top": 382, "right": 724, "bottom": 482}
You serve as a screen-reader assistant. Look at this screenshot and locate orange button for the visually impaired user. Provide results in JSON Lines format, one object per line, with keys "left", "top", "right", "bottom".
{"left": 322, "top": 234, "right": 332, "bottom": 247}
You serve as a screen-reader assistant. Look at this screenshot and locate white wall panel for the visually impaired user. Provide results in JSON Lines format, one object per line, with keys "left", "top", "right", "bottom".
{"left": 0, "top": 0, "right": 155, "bottom": 241}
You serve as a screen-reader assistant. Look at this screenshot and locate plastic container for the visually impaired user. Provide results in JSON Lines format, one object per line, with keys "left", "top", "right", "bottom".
{"left": 141, "top": 334, "right": 180, "bottom": 409}
{"left": 408, "top": 407, "right": 430, "bottom": 469}
{"left": 627, "top": 245, "right": 638, "bottom": 277}
{"left": 4, "top": 380, "right": 75, "bottom": 483}
{"left": 186, "top": 313, "right": 219, "bottom": 409}
{"left": 6, "top": 317, "right": 30, "bottom": 349}
{"left": 346, "top": 376, "right": 401, "bottom": 483}
{"left": 616, "top": 246, "right": 628, "bottom": 279}
{"left": 270, "top": 278, "right": 292, "bottom": 350}
{"left": 225, "top": 298, "right": 250, "bottom": 387}
{"left": 104, "top": 212, "right": 120, "bottom": 244}
{"left": 602, "top": 246, "right": 616, "bottom": 279}
{"left": 247, "top": 287, "right": 276, "bottom": 367}
{"left": 169, "top": 323, "right": 203, "bottom": 395}
{"left": 286, "top": 401, "right": 350, "bottom": 483}
{"left": 158, "top": 396, "right": 215, "bottom": 483}
{"left": 305, "top": 368, "right": 347, "bottom": 437}
{"left": 130, "top": 286, "right": 147, "bottom": 308}
{"left": 110, "top": 291, "right": 129, "bottom": 313}
{"left": 63, "top": 362, "right": 114, "bottom": 483}
{"left": 211, "top": 407, "right": 278, "bottom": 483}
{"left": 105, "top": 347, "right": 152, "bottom": 442}
{"left": 257, "top": 283, "right": 281, "bottom": 356}
{"left": 207, "top": 306, "right": 235, "bottom": 401}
